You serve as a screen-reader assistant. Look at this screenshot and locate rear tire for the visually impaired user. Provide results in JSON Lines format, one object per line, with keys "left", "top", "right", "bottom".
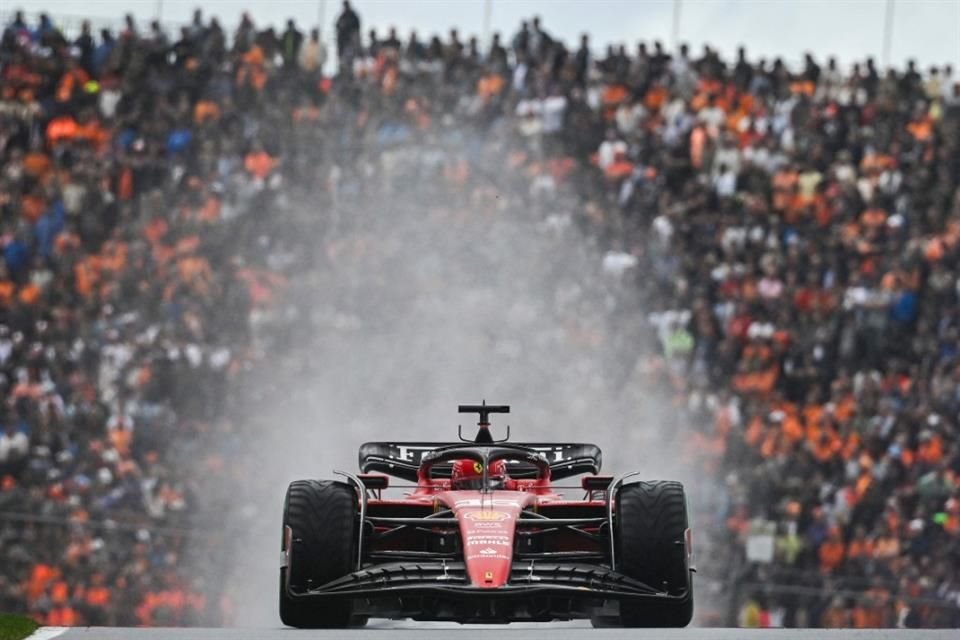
{"left": 279, "top": 480, "right": 359, "bottom": 628}
{"left": 601, "top": 480, "right": 693, "bottom": 628}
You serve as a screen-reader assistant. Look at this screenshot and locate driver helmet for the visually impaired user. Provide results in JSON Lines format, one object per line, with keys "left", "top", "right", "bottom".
{"left": 451, "top": 459, "right": 507, "bottom": 490}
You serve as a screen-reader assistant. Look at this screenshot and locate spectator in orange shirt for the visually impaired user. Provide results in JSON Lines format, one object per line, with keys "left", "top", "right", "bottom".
{"left": 818, "top": 527, "right": 845, "bottom": 573}
{"left": 244, "top": 142, "right": 277, "bottom": 181}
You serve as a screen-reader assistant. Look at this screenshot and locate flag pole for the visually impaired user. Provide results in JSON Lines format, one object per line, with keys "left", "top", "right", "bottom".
{"left": 318, "top": 0, "right": 327, "bottom": 39}
{"left": 483, "top": 0, "right": 492, "bottom": 46}
{"left": 882, "top": 0, "right": 894, "bottom": 68}
{"left": 672, "top": 0, "right": 682, "bottom": 50}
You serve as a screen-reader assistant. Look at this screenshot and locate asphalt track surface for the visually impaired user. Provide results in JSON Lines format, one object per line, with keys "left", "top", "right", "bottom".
{"left": 29, "top": 626, "right": 960, "bottom": 639}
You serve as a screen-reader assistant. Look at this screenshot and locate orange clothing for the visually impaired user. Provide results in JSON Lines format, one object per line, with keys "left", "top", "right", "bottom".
{"left": 108, "top": 427, "right": 132, "bottom": 457}
{"left": 600, "top": 84, "right": 627, "bottom": 120}
{"left": 852, "top": 606, "right": 884, "bottom": 628}
{"left": 819, "top": 540, "right": 845, "bottom": 571}
{"left": 812, "top": 434, "right": 841, "bottom": 463}
{"left": 26, "top": 563, "right": 59, "bottom": 600}
{"left": 744, "top": 416, "right": 764, "bottom": 448}
{"left": 74, "top": 258, "right": 100, "bottom": 298}
{"left": 861, "top": 207, "right": 887, "bottom": 229}
{"left": 477, "top": 74, "right": 504, "bottom": 101}
{"left": 789, "top": 80, "right": 816, "bottom": 96}
{"left": 22, "top": 151, "right": 52, "bottom": 181}
{"left": 176, "top": 255, "right": 213, "bottom": 298}
{"left": 874, "top": 536, "right": 899, "bottom": 559}
{"left": 85, "top": 586, "right": 110, "bottom": 607}
{"left": 244, "top": 151, "right": 276, "bottom": 179}
{"left": 906, "top": 117, "right": 933, "bottom": 141}
{"left": 924, "top": 236, "right": 945, "bottom": 262}
{"left": 821, "top": 607, "right": 848, "bottom": 628}
{"left": 99, "top": 241, "right": 128, "bottom": 274}
{"left": 144, "top": 217, "right": 169, "bottom": 245}
{"left": 781, "top": 414, "right": 804, "bottom": 443}
{"left": 18, "top": 283, "right": 41, "bottom": 305}
{"left": 0, "top": 280, "right": 15, "bottom": 307}
{"left": 237, "top": 268, "right": 287, "bottom": 307}
{"left": 236, "top": 46, "right": 268, "bottom": 91}
{"left": 46, "top": 116, "right": 78, "bottom": 146}
{"left": 840, "top": 432, "right": 861, "bottom": 460}
{"left": 194, "top": 100, "right": 221, "bottom": 124}
{"left": 56, "top": 68, "right": 90, "bottom": 103}
{"left": 197, "top": 196, "right": 221, "bottom": 222}
{"left": 605, "top": 159, "right": 634, "bottom": 180}
{"left": 644, "top": 86, "right": 668, "bottom": 112}
{"left": 917, "top": 435, "right": 943, "bottom": 464}
{"left": 47, "top": 606, "right": 77, "bottom": 626}
{"left": 772, "top": 170, "right": 798, "bottom": 211}
{"left": 601, "top": 84, "right": 627, "bottom": 107}
{"left": 54, "top": 232, "right": 81, "bottom": 256}
{"left": 20, "top": 193, "right": 46, "bottom": 222}
{"left": 51, "top": 580, "right": 69, "bottom": 604}
{"left": 116, "top": 166, "right": 134, "bottom": 201}
{"left": 833, "top": 395, "right": 856, "bottom": 423}
{"left": 733, "top": 366, "right": 779, "bottom": 395}
{"left": 847, "top": 538, "right": 875, "bottom": 560}
{"left": 690, "top": 126, "right": 707, "bottom": 169}
{"left": 74, "top": 121, "right": 109, "bottom": 151}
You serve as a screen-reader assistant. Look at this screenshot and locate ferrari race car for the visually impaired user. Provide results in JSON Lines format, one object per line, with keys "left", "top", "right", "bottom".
{"left": 279, "top": 404, "right": 693, "bottom": 627}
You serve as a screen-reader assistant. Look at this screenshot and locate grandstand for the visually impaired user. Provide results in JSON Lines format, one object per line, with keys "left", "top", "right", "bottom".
{"left": 0, "top": 1, "right": 958, "bottom": 630}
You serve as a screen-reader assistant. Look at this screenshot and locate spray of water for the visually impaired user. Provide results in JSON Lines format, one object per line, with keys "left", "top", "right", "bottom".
{"left": 186, "top": 129, "right": 708, "bottom": 626}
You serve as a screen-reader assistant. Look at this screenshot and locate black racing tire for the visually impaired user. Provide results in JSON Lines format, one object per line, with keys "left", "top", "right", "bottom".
{"left": 599, "top": 480, "right": 693, "bottom": 628}
{"left": 279, "top": 479, "right": 359, "bottom": 628}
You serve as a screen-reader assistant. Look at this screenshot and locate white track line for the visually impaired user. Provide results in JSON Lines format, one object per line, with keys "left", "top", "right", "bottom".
{"left": 25, "top": 627, "right": 68, "bottom": 640}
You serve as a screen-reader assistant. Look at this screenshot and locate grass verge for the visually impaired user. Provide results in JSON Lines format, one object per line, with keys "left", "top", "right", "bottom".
{"left": 0, "top": 614, "right": 39, "bottom": 640}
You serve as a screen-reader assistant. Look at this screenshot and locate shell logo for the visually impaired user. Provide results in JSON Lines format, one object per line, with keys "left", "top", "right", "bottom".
{"left": 464, "top": 510, "right": 511, "bottom": 521}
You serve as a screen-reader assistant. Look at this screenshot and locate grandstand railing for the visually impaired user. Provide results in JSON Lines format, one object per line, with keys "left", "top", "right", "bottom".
{"left": 0, "top": 510, "right": 201, "bottom": 539}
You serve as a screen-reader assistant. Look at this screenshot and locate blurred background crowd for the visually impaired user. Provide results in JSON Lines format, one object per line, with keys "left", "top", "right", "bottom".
{"left": 0, "top": 1, "right": 958, "bottom": 628}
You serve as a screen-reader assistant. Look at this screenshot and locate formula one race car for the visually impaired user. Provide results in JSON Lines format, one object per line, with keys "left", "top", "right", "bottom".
{"left": 279, "top": 404, "right": 693, "bottom": 627}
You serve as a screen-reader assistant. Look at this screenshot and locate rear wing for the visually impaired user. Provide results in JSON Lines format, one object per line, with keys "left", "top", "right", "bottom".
{"left": 358, "top": 442, "right": 602, "bottom": 482}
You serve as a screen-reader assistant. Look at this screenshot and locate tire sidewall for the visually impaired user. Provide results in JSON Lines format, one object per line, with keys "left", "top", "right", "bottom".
{"left": 615, "top": 480, "right": 693, "bottom": 627}
{"left": 280, "top": 479, "right": 358, "bottom": 627}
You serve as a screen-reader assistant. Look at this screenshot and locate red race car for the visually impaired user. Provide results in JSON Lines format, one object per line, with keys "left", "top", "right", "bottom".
{"left": 279, "top": 404, "right": 693, "bottom": 628}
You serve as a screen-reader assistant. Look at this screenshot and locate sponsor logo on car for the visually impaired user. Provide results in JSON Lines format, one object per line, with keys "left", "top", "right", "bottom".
{"left": 466, "top": 534, "right": 511, "bottom": 546}
{"left": 454, "top": 498, "right": 523, "bottom": 508}
{"left": 463, "top": 510, "right": 511, "bottom": 521}
{"left": 467, "top": 552, "right": 510, "bottom": 561}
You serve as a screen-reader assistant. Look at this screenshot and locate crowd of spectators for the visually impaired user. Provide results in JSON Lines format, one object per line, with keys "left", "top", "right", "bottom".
{"left": 1, "top": 1, "right": 958, "bottom": 628}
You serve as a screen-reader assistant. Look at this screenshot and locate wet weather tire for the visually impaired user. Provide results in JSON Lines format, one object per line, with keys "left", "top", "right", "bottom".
{"left": 601, "top": 480, "right": 693, "bottom": 628}
{"left": 279, "top": 479, "right": 360, "bottom": 628}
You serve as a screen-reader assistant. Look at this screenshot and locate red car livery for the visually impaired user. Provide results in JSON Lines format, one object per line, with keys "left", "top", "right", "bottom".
{"left": 279, "top": 404, "right": 694, "bottom": 628}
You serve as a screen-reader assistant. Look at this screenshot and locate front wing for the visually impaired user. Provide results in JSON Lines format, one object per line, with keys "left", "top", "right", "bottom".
{"left": 284, "top": 561, "right": 690, "bottom": 622}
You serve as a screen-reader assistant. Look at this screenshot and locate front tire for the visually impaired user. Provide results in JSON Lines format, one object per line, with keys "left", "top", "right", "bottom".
{"left": 600, "top": 480, "right": 693, "bottom": 628}
{"left": 279, "top": 479, "right": 360, "bottom": 628}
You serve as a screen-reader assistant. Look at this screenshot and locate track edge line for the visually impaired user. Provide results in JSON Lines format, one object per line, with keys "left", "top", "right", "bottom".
{"left": 25, "top": 627, "right": 69, "bottom": 640}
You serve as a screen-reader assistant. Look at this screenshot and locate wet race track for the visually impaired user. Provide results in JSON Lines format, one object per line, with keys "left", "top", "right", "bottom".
{"left": 29, "top": 625, "right": 960, "bottom": 639}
